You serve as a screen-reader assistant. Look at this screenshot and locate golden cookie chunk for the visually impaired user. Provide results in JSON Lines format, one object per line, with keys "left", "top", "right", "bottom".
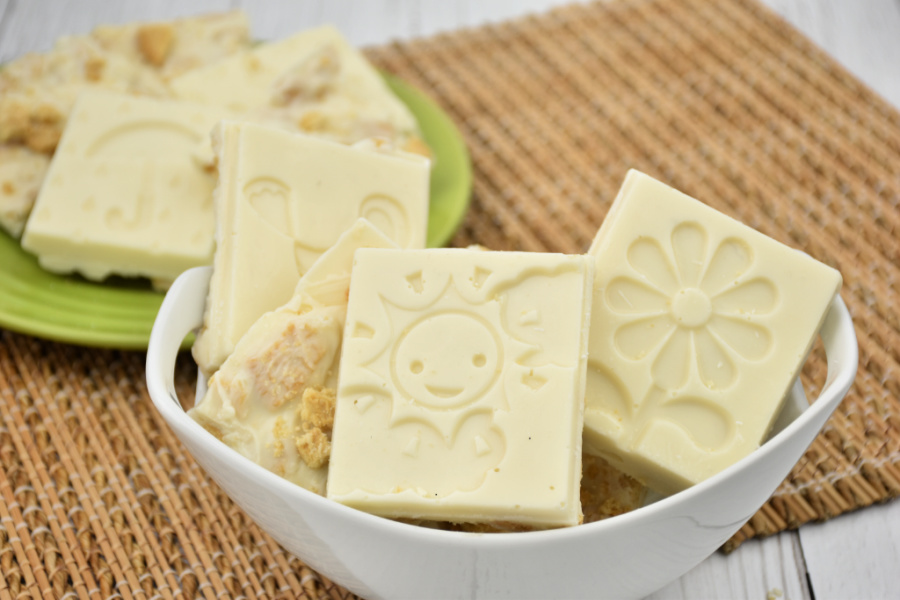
{"left": 580, "top": 453, "right": 646, "bottom": 524}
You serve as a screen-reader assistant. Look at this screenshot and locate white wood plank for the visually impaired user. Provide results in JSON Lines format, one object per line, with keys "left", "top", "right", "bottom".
{"left": 0, "top": 0, "right": 230, "bottom": 61}
{"left": 236, "top": 0, "right": 578, "bottom": 46}
{"left": 452, "top": 0, "right": 574, "bottom": 30}
{"left": 415, "top": 0, "right": 470, "bottom": 39}
{"left": 647, "top": 532, "right": 812, "bottom": 600}
{"left": 235, "top": 1, "right": 337, "bottom": 44}
{"left": 800, "top": 498, "right": 900, "bottom": 599}
{"left": 301, "top": 0, "right": 418, "bottom": 46}
{"left": 238, "top": 0, "right": 425, "bottom": 46}
{"left": 0, "top": 0, "right": 10, "bottom": 57}
{"left": 758, "top": 0, "right": 900, "bottom": 109}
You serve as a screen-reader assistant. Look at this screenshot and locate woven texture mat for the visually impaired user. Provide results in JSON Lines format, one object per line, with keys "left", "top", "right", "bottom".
{"left": 2, "top": 0, "right": 899, "bottom": 597}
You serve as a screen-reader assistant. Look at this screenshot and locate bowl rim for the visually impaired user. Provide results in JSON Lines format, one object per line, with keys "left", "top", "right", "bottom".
{"left": 146, "top": 265, "right": 858, "bottom": 549}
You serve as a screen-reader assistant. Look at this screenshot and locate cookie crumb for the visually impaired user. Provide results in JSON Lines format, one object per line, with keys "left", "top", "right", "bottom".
{"left": 301, "top": 386, "right": 336, "bottom": 430}
{"left": 136, "top": 23, "right": 175, "bottom": 66}
{"left": 272, "top": 439, "right": 285, "bottom": 459}
{"left": 296, "top": 428, "right": 331, "bottom": 469}
{"left": 84, "top": 56, "right": 106, "bottom": 81}
{"left": 402, "top": 136, "right": 432, "bottom": 158}
{"left": 298, "top": 110, "right": 329, "bottom": 133}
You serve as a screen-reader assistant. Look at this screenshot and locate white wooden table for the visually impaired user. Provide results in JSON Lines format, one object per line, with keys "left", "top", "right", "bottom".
{"left": 2, "top": 1, "right": 898, "bottom": 598}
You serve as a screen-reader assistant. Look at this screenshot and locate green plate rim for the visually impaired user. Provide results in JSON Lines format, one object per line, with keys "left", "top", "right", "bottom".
{"left": 0, "top": 75, "right": 472, "bottom": 350}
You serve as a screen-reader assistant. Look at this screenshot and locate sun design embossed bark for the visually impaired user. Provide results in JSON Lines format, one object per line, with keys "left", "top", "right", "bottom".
{"left": 327, "top": 248, "right": 593, "bottom": 527}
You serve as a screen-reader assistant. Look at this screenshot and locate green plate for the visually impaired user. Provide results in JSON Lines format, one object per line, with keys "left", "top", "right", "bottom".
{"left": 0, "top": 76, "right": 472, "bottom": 350}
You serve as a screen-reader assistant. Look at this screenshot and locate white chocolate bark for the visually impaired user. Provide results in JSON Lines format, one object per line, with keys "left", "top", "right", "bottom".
{"left": 327, "top": 248, "right": 592, "bottom": 528}
{"left": 191, "top": 120, "right": 429, "bottom": 376}
{"left": 91, "top": 11, "right": 251, "bottom": 80}
{"left": 20, "top": 90, "right": 229, "bottom": 284}
{"left": 189, "top": 219, "right": 396, "bottom": 494}
{"left": 170, "top": 25, "right": 421, "bottom": 147}
{"left": 584, "top": 170, "right": 842, "bottom": 494}
{"left": 0, "top": 35, "right": 170, "bottom": 154}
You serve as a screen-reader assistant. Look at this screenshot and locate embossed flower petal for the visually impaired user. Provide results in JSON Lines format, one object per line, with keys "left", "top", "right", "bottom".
{"left": 626, "top": 238, "right": 678, "bottom": 294}
{"left": 670, "top": 222, "right": 707, "bottom": 288}
{"left": 708, "top": 315, "right": 773, "bottom": 361}
{"left": 614, "top": 314, "right": 676, "bottom": 361}
{"left": 651, "top": 327, "right": 691, "bottom": 389}
{"left": 711, "top": 278, "right": 778, "bottom": 316}
{"left": 700, "top": 237, "right": 753, "bottom": 297}
{"left": 693, "top": 328, "right": 736, "bottom": 390}
{"left": 605, "top": 277, "right": 670, "bottom": 314}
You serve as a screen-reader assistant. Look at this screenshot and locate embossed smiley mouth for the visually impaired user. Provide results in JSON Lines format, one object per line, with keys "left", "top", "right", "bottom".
{"left": 425, "top": 385, "right": 464, "bottom": 399}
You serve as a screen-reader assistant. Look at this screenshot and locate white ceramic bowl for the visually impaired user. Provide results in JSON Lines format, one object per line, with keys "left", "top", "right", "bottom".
{"left": 146, "top": 266, "right": 857, "bottom": 599}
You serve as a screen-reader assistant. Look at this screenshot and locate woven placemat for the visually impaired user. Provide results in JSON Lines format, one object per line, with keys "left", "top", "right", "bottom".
{"left": 2, "top": 0, "right": 899, "bottom": 596}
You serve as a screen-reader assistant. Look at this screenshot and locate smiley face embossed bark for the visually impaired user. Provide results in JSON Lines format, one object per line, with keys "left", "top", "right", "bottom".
{"left": 327, "top": 248, "right": 593, "bottom": 528}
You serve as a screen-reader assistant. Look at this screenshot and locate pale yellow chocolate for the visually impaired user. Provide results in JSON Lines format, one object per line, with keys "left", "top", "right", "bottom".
{"left": 0, "top": 11, "right": 249, "bottom": 230}
{"left": 191, "top": 121, "right": 429, "bottom": 376}
{"left": 327, "top": 248, "right": 593, "bottom": 528}
{"left": 0, "top": 145, "right": 51, "bottom": 238}
{"left": 0, "top": 35, "right": 170, "bottom": 154}
{"left": 20, "top": 90, "right": 230, "bottom": 285}
{"left": 170, "top": 25, "right": 422, "bottom": 147}
{"left": 584, "top": 170, "right": 842, "bottom": 494}
{"left": 91, "top": 11, "right": 251, "bottom": 80}
{"left": 189, "top": 219, "right": 397, "bottom": 494}
{"left": 409, "top": 453, "right": 646, "bottom": 533}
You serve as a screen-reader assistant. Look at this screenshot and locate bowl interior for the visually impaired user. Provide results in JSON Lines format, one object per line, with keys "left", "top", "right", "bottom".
{"left": 146, "top": 266, "right": 857, "bottom": 598}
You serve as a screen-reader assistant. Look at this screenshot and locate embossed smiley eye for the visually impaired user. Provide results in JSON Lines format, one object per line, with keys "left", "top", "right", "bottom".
{"left": 410, "top": 360, "right": 424, "bottom": 374}
{"left": 472, "top": 354, "right": 486, "bottom": 368}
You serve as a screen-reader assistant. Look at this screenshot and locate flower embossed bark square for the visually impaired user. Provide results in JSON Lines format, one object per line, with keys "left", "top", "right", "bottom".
{"left": 584, "top": 170, "right": 842, "bottom": 495}
{"left": 327, "top": 248, "right": 593, "bottom": 527}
